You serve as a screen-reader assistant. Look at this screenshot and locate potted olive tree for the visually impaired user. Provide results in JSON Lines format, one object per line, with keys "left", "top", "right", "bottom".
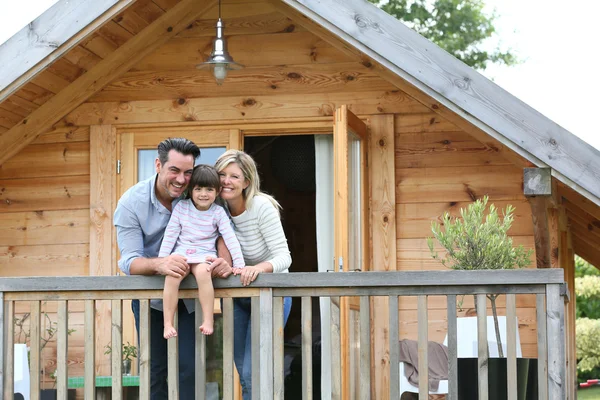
{"left": 427, "top": 195, "right": 532, "bottom": 357}
{"left": 104, "top": 342, "right": 138, "bottom": 375}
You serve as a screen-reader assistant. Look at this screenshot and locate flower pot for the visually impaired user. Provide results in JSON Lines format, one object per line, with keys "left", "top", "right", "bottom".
{"left": 40, "top": 389, "right": 76, "bottom": 400}
{"left": 123, "top": 359, "right": 132, "bottom": 376}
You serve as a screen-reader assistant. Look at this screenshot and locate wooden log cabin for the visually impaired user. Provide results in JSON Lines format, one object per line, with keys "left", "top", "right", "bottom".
{"left": 0, "top": 0, "right": 598, "bottom": 398}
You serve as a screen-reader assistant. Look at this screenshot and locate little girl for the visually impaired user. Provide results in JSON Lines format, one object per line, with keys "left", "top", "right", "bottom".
{"left": 159, "top": 164, "right": 244, "bottom": 338}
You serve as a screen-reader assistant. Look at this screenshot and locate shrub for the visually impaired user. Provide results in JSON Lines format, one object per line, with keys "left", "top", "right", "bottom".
{"left": 576, "top": 318, "right": 600, "bottom": 373}
{"left": 576, "top": 276, "right": 600, "bottom": 319}
{"left": 575, "top": 256, "right": 600, "bottom": 278}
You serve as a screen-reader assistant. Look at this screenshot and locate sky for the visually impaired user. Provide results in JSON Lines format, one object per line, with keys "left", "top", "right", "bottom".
{"left": 1, "top": 0, "right": 599, "bottom": 150}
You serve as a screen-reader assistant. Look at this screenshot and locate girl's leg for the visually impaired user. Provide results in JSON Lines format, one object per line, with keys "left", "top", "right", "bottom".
{"left": 163, "top": 275, "right": 183, "bottom": 339}
{"left": 191, "top": 263, "right": 215, "bottom": 335}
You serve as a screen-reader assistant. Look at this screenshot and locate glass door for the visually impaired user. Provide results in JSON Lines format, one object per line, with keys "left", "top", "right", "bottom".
{"left": 333, "top": 106, "right": 369, "bottom": 399}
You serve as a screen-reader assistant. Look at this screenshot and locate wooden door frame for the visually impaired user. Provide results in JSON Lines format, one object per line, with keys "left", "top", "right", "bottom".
{"left": 101, "top": 115, "right": 372, "bottom": 395}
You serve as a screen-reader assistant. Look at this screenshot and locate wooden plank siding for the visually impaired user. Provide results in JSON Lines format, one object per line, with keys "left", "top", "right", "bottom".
{"left": 394, "top": 111, "right": 539, "bottom": 358}
{"left": 0, "top": 127, "right": 91, "bottom": 384}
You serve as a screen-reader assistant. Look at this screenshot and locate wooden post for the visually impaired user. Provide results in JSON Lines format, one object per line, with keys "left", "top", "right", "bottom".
{"left": 368, "top": 114, "right": 396, "bottom": 399}
{"left": 524, "top": 168, "right": 554, "bottom": 269}
{"left": 90, "top": 125, "right": 116, "bottom": 375}
{"left": 546, "top": 284, "right": 566, "bottom": 399}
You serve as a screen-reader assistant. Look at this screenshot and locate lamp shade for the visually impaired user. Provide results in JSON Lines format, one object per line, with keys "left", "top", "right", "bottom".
{"left": 196, "top": 17, "right": 243, "bottom": 85}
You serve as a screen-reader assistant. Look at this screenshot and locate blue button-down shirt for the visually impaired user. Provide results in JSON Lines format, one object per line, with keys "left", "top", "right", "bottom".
{"left": 114, "top": 174, "right": 193, "bottom": 311}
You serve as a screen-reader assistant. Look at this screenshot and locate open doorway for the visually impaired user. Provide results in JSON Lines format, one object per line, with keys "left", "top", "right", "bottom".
{"left": 245, "top": 135, "right": 323, "bottom": 396}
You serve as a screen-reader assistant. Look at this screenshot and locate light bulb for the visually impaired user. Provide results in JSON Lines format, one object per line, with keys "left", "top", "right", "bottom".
{"left": 213, "top": 64, "right": 228, "bottom": 85}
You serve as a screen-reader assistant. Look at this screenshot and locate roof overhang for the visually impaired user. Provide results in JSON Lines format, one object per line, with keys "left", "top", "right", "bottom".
{"left": 281, "top": 0, "right": 600, "bottom": 207}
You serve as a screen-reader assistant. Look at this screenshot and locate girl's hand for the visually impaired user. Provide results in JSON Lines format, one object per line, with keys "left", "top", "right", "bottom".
{"left": 232, "top": 267, "right": 244, "bottom": 275}
{"left": 240, "top": 266, "right": 262, "bottom": 286}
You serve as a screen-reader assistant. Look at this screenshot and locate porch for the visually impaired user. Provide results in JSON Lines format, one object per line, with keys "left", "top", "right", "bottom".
{"left": 1, "top": 269, "right": 566, "bottom": 399}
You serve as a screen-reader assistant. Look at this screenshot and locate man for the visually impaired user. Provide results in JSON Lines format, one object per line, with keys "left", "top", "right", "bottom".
{"left": 114, "top": 137, "right": 231, "bottom": 399}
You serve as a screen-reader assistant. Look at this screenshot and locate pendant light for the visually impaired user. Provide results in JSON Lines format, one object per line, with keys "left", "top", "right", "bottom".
{"left": 196, "top": 0, "right": 243, "bottom": 85}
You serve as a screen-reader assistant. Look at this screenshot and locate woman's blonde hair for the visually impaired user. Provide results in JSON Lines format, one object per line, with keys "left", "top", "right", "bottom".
{"left": 214, "top": 149, "right": 281, "bottom": 211}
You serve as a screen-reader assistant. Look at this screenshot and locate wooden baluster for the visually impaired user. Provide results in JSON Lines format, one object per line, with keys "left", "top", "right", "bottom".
{"left": 330, "top": 297, "right": 341, "bottom": 400}
{"left": 417, "top": 296, "right": 428, "bottom": 398}
{"left": 477, "top": 294, "right": 489, "bottom": 400}
{"left": 3, "top": 298, "right": 15, "bottom": 400}
{"left": 273, "top": 296, "right": 284, "bottom": 399}
{"left": 447, "top": 295, "right": 458, "bottom": 400}
{"left": 251, "top": 296, "right": 260, "bottom": 400}
{"left": 389, "top": 295, "right": 399, "bottom": 399}
{"left": 111, "top": 299, "right": 123, "bottom": 400}
{"left": 84, "top": 300, "right": 96, "bottom": 400}
{"left": 506, "top": 294, "right": 518, "bottom": 400}
{"left": 259, "top": 289, "right": 273, "bottom": 399}
{"left": 195, "top": 299, "right": 206, "bottom": 400}
{"left": 139, "top": 300, "right": 151, "bottom": 400}
{"left": 167, "top": 311, "right": 178, "bottom": 400}
{"left": 359, "top": 296, "right": 370, "bottom": 399}
{"left": 222, "top": 298, "right": 234, "bottom": 400}
{"left": 30, "top": 301, "right": 41, "bottom": 400}
{"left": 302, "top": 296, "right": 313, "bottom": 400}
{"left": 57, "top": 301, "right": 68, "bottom": 399}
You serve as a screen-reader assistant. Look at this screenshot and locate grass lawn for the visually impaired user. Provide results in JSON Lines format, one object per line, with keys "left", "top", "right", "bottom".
{"left": 578, "top": 386, "right": 600, "bottom": 399}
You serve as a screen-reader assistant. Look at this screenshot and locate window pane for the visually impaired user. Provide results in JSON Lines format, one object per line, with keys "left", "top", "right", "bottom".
{"left": 137, "top": 147, "right": 227, "bottom": 182}
{"left": 347, "top": 132, "right": 362, "bottom": 272}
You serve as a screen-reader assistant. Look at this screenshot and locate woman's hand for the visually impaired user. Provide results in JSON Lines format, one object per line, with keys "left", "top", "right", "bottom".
{"left": 239, "top": 266, "right": 262, "bottom": 286}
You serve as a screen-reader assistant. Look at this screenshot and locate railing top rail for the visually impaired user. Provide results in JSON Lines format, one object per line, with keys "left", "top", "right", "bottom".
{"left": 0, "top": 270, "right": 563, "bottom": 292}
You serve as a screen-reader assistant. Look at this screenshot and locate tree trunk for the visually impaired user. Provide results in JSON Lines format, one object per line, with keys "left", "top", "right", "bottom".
{"left": 488, "top": 294, "right": 504, "bottom": 357}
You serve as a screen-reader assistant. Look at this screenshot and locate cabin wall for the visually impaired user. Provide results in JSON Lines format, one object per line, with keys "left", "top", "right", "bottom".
{"left": 393, "top": 112, "right": 539, "bottom": 357}
{"left": 0, "top": 126, "right": 91, "bottom": 383}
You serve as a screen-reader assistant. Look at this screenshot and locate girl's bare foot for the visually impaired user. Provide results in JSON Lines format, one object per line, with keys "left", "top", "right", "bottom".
{"left": 164, "top": 325, "right": 178, "bottom": 339}
{"left": 199, "top": 319, "right": 214, "bottom": 335}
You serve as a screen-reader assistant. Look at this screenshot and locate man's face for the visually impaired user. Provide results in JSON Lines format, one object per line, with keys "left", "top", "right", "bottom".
{"left": 155, "top": 150, "right": 195, "bottom": 200}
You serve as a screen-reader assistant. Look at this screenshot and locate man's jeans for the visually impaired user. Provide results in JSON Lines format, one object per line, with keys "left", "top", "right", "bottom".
{"left": 132, "top": 299, "right": 196, "bottom": 400}
{"left": 233, "top": 297, "right": 292, "bottom": 400}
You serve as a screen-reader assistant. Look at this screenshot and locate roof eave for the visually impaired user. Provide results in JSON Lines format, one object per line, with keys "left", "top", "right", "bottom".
{"left": 281, "top": 0, "right": 600, "bottom": 207}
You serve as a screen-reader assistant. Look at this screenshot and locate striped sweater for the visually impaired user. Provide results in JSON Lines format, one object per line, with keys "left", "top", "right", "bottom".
{"left": 230, "top": 195, "right": 291, "bottom": 273}
{"left": 158, "top": 200, "right": 244, "bottom": 269}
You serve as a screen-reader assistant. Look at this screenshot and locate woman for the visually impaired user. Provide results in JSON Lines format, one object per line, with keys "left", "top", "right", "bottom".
{"left": 214, "top": 149, "right": 292, "bottom": 400}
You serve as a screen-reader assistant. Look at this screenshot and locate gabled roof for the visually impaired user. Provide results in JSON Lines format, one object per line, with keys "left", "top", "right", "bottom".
{"left": 280, "top": 0, "right": 600, "bottom": 207}
{"left": 1, "top": 0, "right": 599, "bottom": 264}
{"left": 0, "top": 0, "right": 136, "bottom": 102}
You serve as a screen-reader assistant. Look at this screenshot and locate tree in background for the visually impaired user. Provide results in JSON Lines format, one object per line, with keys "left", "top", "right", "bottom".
{"left": 575, "top": 256, "right": 600, "bottom": 383}
{"left": 368, "top": 0, "right": 517, "bottom": 70}
{"left": 576, "top": 255, "right": 600, "bottom": 278}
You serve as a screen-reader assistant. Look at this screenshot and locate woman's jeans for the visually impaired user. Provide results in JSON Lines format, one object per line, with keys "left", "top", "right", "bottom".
{"left": 234, "top": 296, "right": 292, "bottom": 400}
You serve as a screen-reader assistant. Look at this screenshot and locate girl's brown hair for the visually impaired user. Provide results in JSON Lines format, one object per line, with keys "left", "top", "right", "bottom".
{"left": 186, "top": 165, "right": 220, "bottom": 199}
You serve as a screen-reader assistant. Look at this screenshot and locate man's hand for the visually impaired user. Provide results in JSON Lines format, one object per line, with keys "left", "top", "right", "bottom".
{"left": 205, "top": 256, "right": 233, "bottom": 278}
{"left": 156, "top": 254, "right": 190, "bottom": 278}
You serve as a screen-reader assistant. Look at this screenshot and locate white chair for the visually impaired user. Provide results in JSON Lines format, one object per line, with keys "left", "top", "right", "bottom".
{"left": 399, "top": 316, "right": 521, "bottom": 396}
{"left": 14, "top": 343, "right": 31, "bottom": 400}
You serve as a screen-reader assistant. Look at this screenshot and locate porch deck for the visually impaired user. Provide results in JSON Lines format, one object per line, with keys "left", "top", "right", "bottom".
{"left": 0, "top": 270, "right": 566, "bottom": 399}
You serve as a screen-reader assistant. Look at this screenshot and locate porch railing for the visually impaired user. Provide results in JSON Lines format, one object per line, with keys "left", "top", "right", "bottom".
{"left": 0, "top": 270, "right": 566, "bottom": 399}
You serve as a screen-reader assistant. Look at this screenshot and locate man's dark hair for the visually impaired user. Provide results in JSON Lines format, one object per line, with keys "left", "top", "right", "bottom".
{"left": 157, "top": 137, "right": 200, "bottom": 165}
